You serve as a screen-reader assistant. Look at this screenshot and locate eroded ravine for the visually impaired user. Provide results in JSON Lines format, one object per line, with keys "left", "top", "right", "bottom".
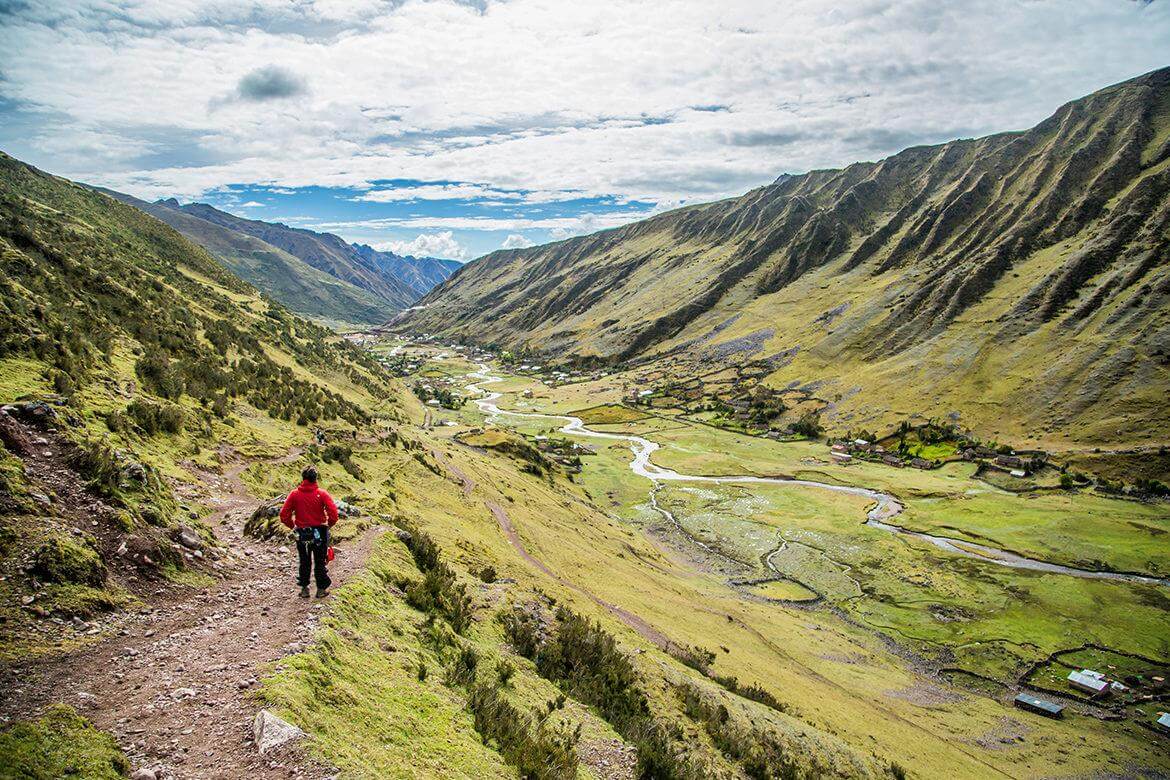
{"left": 465, "top": 365, "right": 1169, "bottom": 588}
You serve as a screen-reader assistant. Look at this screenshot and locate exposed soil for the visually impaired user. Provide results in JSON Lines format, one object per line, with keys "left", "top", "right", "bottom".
{"left": 0, "top": 442, "right": 382, "bottom": 780}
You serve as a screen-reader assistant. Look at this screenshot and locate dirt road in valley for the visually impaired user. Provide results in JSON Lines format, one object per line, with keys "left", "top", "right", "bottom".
{"left": 1, "top": 446, "right": 383, "bottom": 780}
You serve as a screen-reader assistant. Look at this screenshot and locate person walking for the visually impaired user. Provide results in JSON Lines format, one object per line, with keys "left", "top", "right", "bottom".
{"left": 279, "top": 466, "right": 339, "bottom": 598}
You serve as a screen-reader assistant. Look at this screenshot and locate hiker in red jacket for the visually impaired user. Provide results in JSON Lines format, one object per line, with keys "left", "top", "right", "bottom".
{"left": 279, "top": 467, "right": 339, "bottom": 598}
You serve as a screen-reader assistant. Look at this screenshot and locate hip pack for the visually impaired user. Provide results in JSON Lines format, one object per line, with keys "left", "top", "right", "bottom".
{"left": 297, "top": 526, "right": 327, "bottom": 544}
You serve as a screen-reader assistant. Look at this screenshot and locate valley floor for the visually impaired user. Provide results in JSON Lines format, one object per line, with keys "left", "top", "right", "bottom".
{"left": 382, "top": 338, "right": 1170, "bottom": 778}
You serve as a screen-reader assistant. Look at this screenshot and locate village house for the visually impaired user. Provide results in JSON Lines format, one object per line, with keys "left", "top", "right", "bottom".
{"left": 1014, "top": 693, "right": 1064, "bottom": 719}
{"left": 1068, "top": 670, "right": 1111, "bottom": 698}
{"left": 909, "top": 457, "right": 932, "bottom": 470}
{"left": 995, "top": 454, "right": 1025, "bottom": 470}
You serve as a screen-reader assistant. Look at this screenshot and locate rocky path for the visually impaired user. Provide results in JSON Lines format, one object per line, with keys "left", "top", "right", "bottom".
{"left": 1, "top": 447, "right": 382, "bottom": 780}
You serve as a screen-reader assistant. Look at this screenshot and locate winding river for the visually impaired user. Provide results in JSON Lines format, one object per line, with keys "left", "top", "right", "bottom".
{"left": 464, "top": 365, "right": 1167, "bottom": 588}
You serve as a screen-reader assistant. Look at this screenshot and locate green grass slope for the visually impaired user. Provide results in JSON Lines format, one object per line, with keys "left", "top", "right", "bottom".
{"left": 0, "top": 149, "right": 398, "bottom": 656}
{"left": 398, "top": 67, "right": 1170, "bottom": 450}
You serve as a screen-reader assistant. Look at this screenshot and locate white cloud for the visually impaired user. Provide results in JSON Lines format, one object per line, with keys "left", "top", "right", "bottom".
{"left": 501, "top": 233, "right": 535, "bottom": 249}
{"left": 2, "top": 0, "right": 1168, "bottom": 210}
{"left": 312, "top": 211, "right": 654, "bottom": 233}
{"left": 376, "top": 231, "right": 470, "bottom": 260}
{"left": 356, "top": 183, "right": 520, "bottom": 203}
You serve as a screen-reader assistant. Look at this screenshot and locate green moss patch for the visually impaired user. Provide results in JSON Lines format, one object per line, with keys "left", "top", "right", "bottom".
{"left": 31, "top": 535, "right": 106, "bottom": 586}
{"left": 0, "top": 704, "right": 129, "bottom": 779}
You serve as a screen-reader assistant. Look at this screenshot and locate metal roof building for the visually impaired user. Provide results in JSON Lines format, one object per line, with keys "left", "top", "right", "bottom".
{"left": 1068, "top": 670, "right": 1111, "bottom": 697}
{"left": 1014, "top": 693, "right": 1064, "bottom": 718}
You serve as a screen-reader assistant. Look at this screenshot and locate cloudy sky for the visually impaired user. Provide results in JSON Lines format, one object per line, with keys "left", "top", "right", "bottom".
{"left": 1, "top": 1, "right": 1167, "bottom": 260}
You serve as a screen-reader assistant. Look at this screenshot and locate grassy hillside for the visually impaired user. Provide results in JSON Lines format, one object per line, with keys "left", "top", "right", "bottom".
{"left": 101, "top": 189, "right": 397, "bottom": 328}
{"left": 0, "top": 151, "right": 902, "bottom": 778}
{"left": 0, "top": 149, "right": 398, "bottom": 654}
{"left": 398, "top": 68, "right": 1170, "bottom": 451}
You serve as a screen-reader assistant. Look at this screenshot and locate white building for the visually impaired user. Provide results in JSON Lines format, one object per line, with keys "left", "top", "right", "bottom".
{"left": 1067, "top": 670, "right": 1110, "bottom": 697}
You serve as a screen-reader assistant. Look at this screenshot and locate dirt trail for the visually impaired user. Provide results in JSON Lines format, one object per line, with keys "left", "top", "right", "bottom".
{"left": 427, "top": 439, "right": 667, "bottom": 648}
{"left": 485, "top": 500, "right": 668, "bottom": 649}
{"left": 1, "top": 446, "right": 382, "bottom": 780}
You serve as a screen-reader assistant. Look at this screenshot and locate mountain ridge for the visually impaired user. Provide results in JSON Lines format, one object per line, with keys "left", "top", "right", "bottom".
{"left": 112, "top": 197, "right": 462, "bottom": 327}
{"left": 396, "top": 67, "right": 1170, "bottom": 448}
{"left": 99, "top": 189, "right": 399, "bottom": 328}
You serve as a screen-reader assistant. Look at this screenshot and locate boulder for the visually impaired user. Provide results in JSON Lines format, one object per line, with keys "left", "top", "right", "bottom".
{"left": 7, "top": 400, "right": 59, "bottom": 428}
{"left": 243, "top": 497, "right": 287, "bottom": 540}
{"left": 172, "top": 527, "right": 203, "bottom": 550}
{"left": 0, "top": 410, "right": 35, "bottom": 456}
{"left": 336, "top": 500, "right": 362, "bottom": 517}
{"left": 122, "top": 461, "right": 148, "bottom": 483}
{"left": 131, "top": 769, "right": 157, "bottom": 780}
{"left": 252, "top": 709, "right": 305, "bottom": 754}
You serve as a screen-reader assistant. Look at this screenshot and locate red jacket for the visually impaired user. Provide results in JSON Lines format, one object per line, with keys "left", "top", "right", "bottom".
{"left": 280, "top": 481, "right": 339, "bottom": 529}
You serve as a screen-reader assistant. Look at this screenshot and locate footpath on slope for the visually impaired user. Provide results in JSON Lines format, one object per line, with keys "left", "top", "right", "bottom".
{"left": 1, "top": 445, "right": 382, "bottom": 780}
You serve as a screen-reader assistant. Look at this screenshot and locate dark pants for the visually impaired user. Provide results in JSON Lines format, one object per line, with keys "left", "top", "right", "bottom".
{"left": 296, "top": 526, "right": 331, "bottom": 590}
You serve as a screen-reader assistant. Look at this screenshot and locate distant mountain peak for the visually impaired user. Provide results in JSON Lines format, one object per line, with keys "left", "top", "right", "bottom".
{"left": 114, "top": 196, "right": 458, "bottom": 325}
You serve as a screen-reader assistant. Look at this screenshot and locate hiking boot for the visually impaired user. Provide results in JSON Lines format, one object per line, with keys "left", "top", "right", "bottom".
{"left": 315, "top": 588, "right": 329, "bottom": 599}
{"left": 298, "top": 586, "right": 310, "bottom": 598}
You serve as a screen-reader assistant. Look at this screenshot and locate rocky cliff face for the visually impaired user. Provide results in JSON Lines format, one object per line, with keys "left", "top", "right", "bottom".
{"left": 395, "top": 69, "right": 1170, "bottom": 446}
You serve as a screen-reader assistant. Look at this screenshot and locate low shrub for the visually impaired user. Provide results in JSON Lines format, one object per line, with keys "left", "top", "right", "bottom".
{"left": 710, "top": 675, "right": 788, "bottom": 714}
{"left": 32, "top": 535, "right": 106, "bottom": 586}
{"left": 126, "top": 399, "right": 185, "bottom": 435}
{"left": 667, "top": 642, "right": 716, "bottom": 675}
{"left": 399, "top": 523, "right": 474, "bottom": 634}
{"left": 678, "top": 682, "right": 805, "bottom": 780}
{"left": 505, "top": 605, "right": 721, "bottom": 778}
{"left": 466, "top": 680, "right": 578, "bottom": 779}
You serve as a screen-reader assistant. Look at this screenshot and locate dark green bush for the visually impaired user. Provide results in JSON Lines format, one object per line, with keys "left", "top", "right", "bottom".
{"left": 126, "top": 399, "right": 184, "bottom": 435}
{"left": 667, "top": 643, "right": 716, "bottom": 675}
{"left": 399, "top": 523, "right": 474, "bottom": 634}
{"left": 466, "top": 681, "right": 578, "bottom": 780}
